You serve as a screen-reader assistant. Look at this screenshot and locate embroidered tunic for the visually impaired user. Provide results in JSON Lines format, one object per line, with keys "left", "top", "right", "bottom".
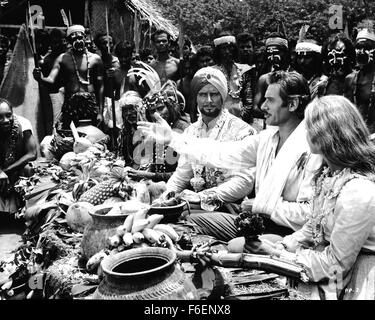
{"left": 283, "top": 168, "right": 375, "bottom": 299}
{"left": 166, "top": 109, "right": 256, "bottom": 203}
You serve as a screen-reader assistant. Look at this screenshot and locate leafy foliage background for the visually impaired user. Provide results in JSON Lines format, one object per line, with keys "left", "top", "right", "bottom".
{"left": 154, "top": 0, "right": 375, "bottom": 45}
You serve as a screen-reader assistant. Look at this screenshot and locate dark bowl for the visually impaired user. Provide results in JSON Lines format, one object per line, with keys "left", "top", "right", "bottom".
{"left": 148, "top": 200, "right": 187, "bottom": 223}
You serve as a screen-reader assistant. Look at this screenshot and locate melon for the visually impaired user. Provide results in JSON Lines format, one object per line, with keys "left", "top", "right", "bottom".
{"left": 59, "top": 152, "right": 77, "bottom": 170}
{"left": 66, "top": 202, "right": 95, "bottom": 232}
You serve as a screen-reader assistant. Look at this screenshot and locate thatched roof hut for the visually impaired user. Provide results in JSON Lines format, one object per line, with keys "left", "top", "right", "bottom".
{"left": 88, "top": 0, "right": 178, "bottom": 49}
{"left": 0, "top": 0, "right": 178, "bottom": 50}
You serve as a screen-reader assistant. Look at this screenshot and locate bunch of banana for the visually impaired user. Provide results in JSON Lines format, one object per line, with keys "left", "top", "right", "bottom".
{"left": 106, "top": 208, "right": 180, "bottom": 253}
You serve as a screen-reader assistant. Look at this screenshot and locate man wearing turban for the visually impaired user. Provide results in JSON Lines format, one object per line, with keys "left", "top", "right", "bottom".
{"left": 33, "top": 25, "right": 105, "bottom": 129}
{"left": 160, "top": 67, "right": 256, "bottom": 211}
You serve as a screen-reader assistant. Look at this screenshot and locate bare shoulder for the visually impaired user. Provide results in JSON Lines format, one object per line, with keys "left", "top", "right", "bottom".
{"left": 87, "top": 52, "right": 103, "bottom": 64}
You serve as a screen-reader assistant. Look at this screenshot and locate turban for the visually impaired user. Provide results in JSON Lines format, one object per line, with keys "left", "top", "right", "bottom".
{"left": 191, "top": 67, "right": 228, "bottom": 102}
{"left": 296, "top": 41, "right": 322, "bottom": 54}
{"left": 213, "top": 35, "right": 236, "bottom": 47}
{"left": 356, "top": 29, "right": 375, "bottom": 43}
{"left": 265, "top": 37, "right": 289, "bottom": 49}
{"left": 67, "top": 25, "right": 85, "bottom": 37}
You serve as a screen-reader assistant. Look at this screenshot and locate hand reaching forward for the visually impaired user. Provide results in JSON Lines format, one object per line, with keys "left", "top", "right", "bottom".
{"left": 137, "top": 112, "right": 173, "bottom": 145}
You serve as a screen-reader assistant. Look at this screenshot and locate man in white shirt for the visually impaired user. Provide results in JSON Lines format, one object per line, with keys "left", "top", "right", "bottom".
{"left": 138, "top": 71, "right": 322, "bottom": 241}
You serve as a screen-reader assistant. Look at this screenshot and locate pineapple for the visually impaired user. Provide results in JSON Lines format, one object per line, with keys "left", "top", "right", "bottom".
{"left": 79, "top": 166, "right": 127, "bottom": 205}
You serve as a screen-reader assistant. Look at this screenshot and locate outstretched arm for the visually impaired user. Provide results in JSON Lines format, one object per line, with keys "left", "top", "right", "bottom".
{"left": 137, "top": 113, "right": 259, "bottom": 171}
{"left": 33, "top": 53, "right": 63, "bottom": 84}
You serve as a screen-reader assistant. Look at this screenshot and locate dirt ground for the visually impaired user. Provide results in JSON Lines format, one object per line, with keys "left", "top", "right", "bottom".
{"left": 0, "top": 215, "right": 25, "bottom": 261}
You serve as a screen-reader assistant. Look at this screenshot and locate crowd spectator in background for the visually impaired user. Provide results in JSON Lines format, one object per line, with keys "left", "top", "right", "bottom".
{"left": 150, "top": 30, "right": 180, "bottom": 85}
{"left": 295, "top": 38, "right": 327, "bottom": 99}
{"left": 212, "top": 31, "right": 253, "bottom": 121}
{"left": 39, "top": 28, "right": 67, "bottom": 127}
{"left": 253, "top": 33, "right": 291, "bottom": 125}
{"left": 345, "top": 28, "right": 375, "bottom": 133}
{"left": 236, "top": 32, "right": 256, "bottom": 67}
{"left": 322, "top": 33, "right": 355, "bottom": 95}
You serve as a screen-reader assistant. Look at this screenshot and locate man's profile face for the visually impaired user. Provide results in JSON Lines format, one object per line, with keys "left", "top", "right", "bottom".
{"left": 355, "top": 39, "right": 375, "bottom": 67}
{"left": 261, "top": 84, "right": 290, "bottom": 126}
{"left": 154, "top": 33, "right": 169, "bottom": 54}
{"left": 197, "top": 55, "right": 214, "bottom": 69}
{"left": 69, "top": 32, "right": 86, "bottom": 53}
{"left": 239, "top": 40, "right": 254, "bottom": 63}
{"left": 196, "top": 83, "right": 223, "bottom": 118}
{"left": 0, "top": 102, "right": 14, "bottom": 133}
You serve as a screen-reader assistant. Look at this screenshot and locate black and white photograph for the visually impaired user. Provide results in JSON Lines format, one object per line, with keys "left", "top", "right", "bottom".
{"left": 0, "top": 0, "right": 375, "bottom": 307}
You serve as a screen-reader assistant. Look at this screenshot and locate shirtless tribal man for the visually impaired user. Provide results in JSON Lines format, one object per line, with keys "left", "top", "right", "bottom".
{"left": 33, "top": 25, "right": 104, "bottom": 129}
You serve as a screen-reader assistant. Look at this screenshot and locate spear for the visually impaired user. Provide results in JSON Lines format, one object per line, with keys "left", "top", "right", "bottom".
{"left": 105, "top": 2, "right": 117, "bottom": 156}
{"left": 133, "top": 11, "right": 140, "bottom": 56}
{"left": 27, "top": 1, "right": 38, "bottom": 67}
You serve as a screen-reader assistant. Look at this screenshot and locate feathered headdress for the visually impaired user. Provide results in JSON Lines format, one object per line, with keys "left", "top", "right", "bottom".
{"left": 127, "top": 61, "right": 162, "bottom": 97}
{"left": 143, "top": 80, "right": 186, "bottom": 112}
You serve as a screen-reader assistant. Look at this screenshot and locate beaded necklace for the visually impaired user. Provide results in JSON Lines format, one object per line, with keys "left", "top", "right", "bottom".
{"left": 70, "top": 50, "right": 90, "bottom": 85}
{"left": 217, "top": 64, "right": 243, "bottom": 99}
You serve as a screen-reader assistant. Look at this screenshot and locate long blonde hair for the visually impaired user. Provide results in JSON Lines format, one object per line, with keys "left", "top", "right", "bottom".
{"left": 305, "top": 95, "right": 375, "bottom": 177}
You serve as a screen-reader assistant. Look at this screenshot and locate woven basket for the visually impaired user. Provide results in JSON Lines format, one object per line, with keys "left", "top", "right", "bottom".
{"left": 48, "top": 129, "right": 85, "bottom": 161}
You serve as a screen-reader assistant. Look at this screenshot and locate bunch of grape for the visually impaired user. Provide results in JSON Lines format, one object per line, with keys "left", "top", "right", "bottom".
{"left": 234, "top": 210, "right": 265, "bottom": 240}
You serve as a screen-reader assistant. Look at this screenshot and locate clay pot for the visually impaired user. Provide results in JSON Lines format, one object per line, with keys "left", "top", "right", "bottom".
{"left": 81, "top": 207, "right": 127, "bottom": 260}
{"left": 93, "top": 247, "right": 198, "bottom": 300}
{"left": 76, "top": 119, "right": 106, "bottom": 143}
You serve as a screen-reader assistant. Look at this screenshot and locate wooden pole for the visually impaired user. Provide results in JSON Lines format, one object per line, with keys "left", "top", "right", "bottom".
{"left": 105, "top": 2, "right": 117, "bottom": 156}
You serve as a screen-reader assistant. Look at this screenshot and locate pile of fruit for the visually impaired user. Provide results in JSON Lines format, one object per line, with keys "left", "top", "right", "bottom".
{"left": 85, "top": 208, "right": 180, "bottom": 273}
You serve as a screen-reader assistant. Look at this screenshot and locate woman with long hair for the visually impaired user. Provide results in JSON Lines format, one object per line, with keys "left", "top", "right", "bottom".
{"left": 275, "top": 95, "right": 375, "bottom": 299}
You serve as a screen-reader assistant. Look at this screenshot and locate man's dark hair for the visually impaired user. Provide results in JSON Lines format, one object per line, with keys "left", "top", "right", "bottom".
{"left": 236, "top": 32, "right": 256, "bottom": 48}
{"left": 139, "top": 48, "right": 154, "bottom": 61}
{"left": 35, "top": 29, "right": 51, "bottom": 47}
{"left": 151, "top": 30, "right": 171, "bottom": 43}
{"left": 50, "top": 28, "right": 66, "bottom": 40}
{"left": 268, "top": 70, "right": 311, "bottom": 119}
{"left": 114, "top": 41, "right": 135, "bottom": 57}
{"left": 94, "top": 32, "right": 115, "bottom": 47}
{"left": 196, "top": 45, "right": 213, "bottom": 60}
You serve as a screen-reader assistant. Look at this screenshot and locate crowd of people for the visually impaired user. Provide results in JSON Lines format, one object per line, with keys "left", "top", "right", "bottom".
{"left": 2, "top": 21, "right": 375, "bottom": 300}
